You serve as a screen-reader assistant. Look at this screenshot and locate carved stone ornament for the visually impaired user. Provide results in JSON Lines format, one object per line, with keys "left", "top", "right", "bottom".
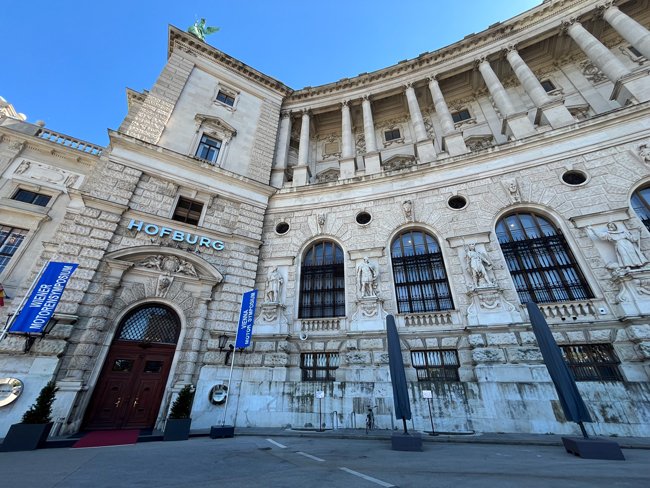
{"left": 382, "top": 155, "right": 416, "bottom": 172}
{"left": 587, "top": 222, "right": 650, "bottom": 273}
{"left": 14, "top": 159, "right": 80, "bottom": 187}
{"left": 355, "top": 133, "right": 366, "bottom": 155}
{"left": 265, "top": 266, "right": 284, "bottom": 305}
{"left": 637, "top": 144, "right": 650, "bottom": 164}
{"left": 502, "top": 179, "right": 522, "bottom": 204}
{"left": 466, "top": 286, "right": 520, "bottom": 326}
{"left": 156, "top": 274, "right": 174, "bottom": 297}
{"left": 464, "top": 243, "right": 495, "bottom": 289}
{"left": 402, "top": 200, "right": 414, "bottom": 222}
{"left": 136, "top": 255, "right": 200, "bottom": 277}
{"left": 356, "top": 257, "right": 379, "bottom": 299}
{"left": 619, "top": 45, "right": 647, "bottom": 66}
{"left": 608, "top": 268, "right": 650, "bottom": 318}
{"left": 315, "top": 168, "right": 340, "bottom": 183}
{"left": 464, "top": 135, "right": 494, "bottom": 152}
{"left": 580, "top": 60, "right": 607, "bottom": 84}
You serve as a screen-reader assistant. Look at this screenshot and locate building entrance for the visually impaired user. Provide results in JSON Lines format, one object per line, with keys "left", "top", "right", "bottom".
{"left": 84, "top": 304, "right": 180, "bottom": 430}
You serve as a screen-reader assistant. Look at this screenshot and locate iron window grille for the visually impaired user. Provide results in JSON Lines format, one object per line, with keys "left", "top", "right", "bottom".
{"left": 384, "top": 128, "right": 401, "bottom": 141}
{"left": 195, "top": 134, "right": 222, "bottom": 164}
{"left": 216, "top": 90, "right": 236, "bottom": 107}
{"left": 117, "top": 305, "right": 180, "bottom": 345}
{"left": 631, "top": 186, "right": 650, "bottom": 232}
{"left": 301, "top": 352, "right": 340, "bottom": 382}
{"left": 12, "top": 189, "right": 51, "bottom": 207}
{"left": 451, "top": 109, "right": 471, "bottom": 123}
{"left": 496, "top": 212, "right": 593, "bottom": 304}
{"left": 172, "top": 197, "right": 203, "bottom": 226}
{"left": 299, "top": 241, "right": 345, "bottom": 318}
{"left": 0, "top": 225, "right": 28, "bottom": 274}
{"left": 560, "top": 344, "right": 623, "bottom": 382}
{"left": 391, "top": 230, "right": 454, "bottom": 314}
{"left": 411, "top": 350, "right": 460, "bottom": 381}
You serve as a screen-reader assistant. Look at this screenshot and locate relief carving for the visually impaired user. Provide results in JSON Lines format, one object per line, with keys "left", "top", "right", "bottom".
{"left": 587, "top": 222, "right": 649, "bottom": 273}
{"left": 356, "top": 257, "right": 378, "bottom": 299}
{"left": 465, "top": 243, "right": 494, "bottom": 289}
{"left": 136, "top": 255, "right": 200, "bottom": 277}
{"left": 502, "top": 179, "right": 522, "bottom": 203}
{"left": 580, "top": 60, "right": 607, "bottom": 84}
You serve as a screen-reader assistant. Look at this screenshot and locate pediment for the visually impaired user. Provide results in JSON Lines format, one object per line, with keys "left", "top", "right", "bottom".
{"left": 194, "top": 114, "right": 237, "bottom": 137}
{"left": 382, "top": 154, "right": 416, "bottom": 171}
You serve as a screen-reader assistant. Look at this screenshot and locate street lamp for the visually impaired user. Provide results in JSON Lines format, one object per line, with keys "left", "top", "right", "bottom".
{"left": 217, "top": 333, "right": 229, "bottom": 351}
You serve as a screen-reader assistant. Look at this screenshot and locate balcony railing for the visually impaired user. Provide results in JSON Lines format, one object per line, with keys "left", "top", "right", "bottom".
{"left": 37, "top": 129, "right": 103, "bottom": 156}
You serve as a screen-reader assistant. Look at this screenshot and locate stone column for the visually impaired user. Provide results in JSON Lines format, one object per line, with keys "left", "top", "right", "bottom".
{"left": 601, "top": 4, "right": 650, "bottom": 62}
{"left": 564, "top": 19, "right": 648, "bottom": 104}
{"left": 271, "top": 111, "right": 291, "bottom": 188}
{"left": 339, "top": 100, "right": 356, "bottom": 179}
{"left": 293, "top": 109, "right": 311, "bottom": 187}
{"left": 477, "top": 57, "right": 535, "bottom": 139}
{"left": 361, "top": 95, "right": 382, "bottom": 174}
{"left": 504, "top": 47, "right": 574, "bottom": 128}
{"left": 404, "top": 83, "right": 436, "bottom": 163}
{"left": 428, "top": 76, "right": 468, "bottom": 155}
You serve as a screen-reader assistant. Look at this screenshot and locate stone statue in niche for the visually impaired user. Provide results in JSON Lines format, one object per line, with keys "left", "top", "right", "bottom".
{"left": 356, "top": 257, "right": 378, "bottom": 298}
{"left": 588, "top": 222, "right": 649, "bottom": 270}
{"left": 402, "top": 200, "right": 413, "bottom": 222}
{"left": 465, "top": 243, "right": 494, "bottom": 288}
{"left": 265, "top": 266, "right": 284, "bottom": 304}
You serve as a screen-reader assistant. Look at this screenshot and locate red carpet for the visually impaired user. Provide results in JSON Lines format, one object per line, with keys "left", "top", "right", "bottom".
{"left": 72, "top": 429, "right": 140, "bottom": 448}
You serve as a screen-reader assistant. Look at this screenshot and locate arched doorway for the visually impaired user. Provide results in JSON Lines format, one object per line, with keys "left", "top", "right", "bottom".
{"left": 84, "top": 304, "right": 180, "bottom": 430}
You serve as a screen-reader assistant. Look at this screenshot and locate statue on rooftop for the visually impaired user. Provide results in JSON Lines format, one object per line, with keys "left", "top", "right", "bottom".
{"left": 188, "top": 18, "right": 219, "bottom": 42}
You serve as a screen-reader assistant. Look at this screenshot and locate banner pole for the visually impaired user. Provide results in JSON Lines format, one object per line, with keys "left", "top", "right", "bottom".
{"left": 0, "top": 262, "right": 47, "bottom": 343}
{"left": 221, "top": 347, "right": 237, "bottom": 426}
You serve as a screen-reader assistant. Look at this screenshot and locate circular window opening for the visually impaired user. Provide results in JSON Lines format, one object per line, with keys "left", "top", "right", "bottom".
{"left": 448, "top": 196, "right": 467, "bottom": 210}
{"left": 562, "top": 170, "right": 587, "bottom": 186}
{"left": 275, "top": 222, "right": 290, "bottom": 235}
{"left": 356, "top": 211, "right": 372, "bottom": 225}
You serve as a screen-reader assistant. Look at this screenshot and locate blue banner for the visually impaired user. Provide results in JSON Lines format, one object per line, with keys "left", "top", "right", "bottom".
{"left": 9, "top": 262, "right": 78, "bottom": 334}
{"left": 235, "top": 289, "right": 257, "bottom": 349}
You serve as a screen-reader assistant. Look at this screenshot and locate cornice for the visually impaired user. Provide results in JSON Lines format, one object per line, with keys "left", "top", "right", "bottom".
{"left": 168, "top": 26, "right": 293, "bottom": 97}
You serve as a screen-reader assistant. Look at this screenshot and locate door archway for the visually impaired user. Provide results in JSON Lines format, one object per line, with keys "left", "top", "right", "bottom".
{"left": 84, "top": 304, "right": 180, "bottom": 430}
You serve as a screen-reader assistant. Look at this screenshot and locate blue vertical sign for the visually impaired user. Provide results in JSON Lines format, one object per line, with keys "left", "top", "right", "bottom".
{"left": 235, "top": 289, "right": 258, "bottom": 349}
{"left": 9, "top": 262, "right": 78, "bottom": 334}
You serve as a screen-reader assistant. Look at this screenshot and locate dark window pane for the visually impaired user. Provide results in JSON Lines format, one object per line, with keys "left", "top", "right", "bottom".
{"left": 172, "top": 197, "right": 203, "bottom": 225}
{"left": 411, "top": 350, "right": 460, "bottom": 382}
{"left": 540, "top": 80, "right": 556, "bottom": 92}
{"left": 301, "top": 353, "right": 339, "bottom": 382}
{"left": 299, "top": 241, "right": 345, "bottom": 318}
{"left": 0, "top": 226, "right": 28, "bottom": 274}
{"left": 117, "top": 305, "right": 180, "bottom": 344}
{"left": 112, "top": 359, "right": 134, "bottom": 372}
{"left": 195, "top": 135, "right": 222, "bottom": 164}
{"left": 144, "top": 361, "right": 164, "bottom": 373}
{"left": 451, "top": 109, "right": 471, "bottom": 123}
{"left": 631, "top": 187, "right": 650, "bottom": 232}
{"left": 561, "top": 344, "right": 622, "bottom": 381}
{"left": 12, "top": 189, "right": 51, "bottom": 207}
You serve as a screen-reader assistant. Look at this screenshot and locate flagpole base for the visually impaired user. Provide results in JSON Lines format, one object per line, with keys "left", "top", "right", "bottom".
{"left": 210, "top": 425, "right": 235, "bottom": 439}
{"left": 561, "top": 437, "right": 625, "bottom": 460}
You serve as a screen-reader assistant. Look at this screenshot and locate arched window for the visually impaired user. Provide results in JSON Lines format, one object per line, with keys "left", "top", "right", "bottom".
{"left": 631, "top": 186, "right": 650, "bottom": 231}
{"left": 391, "top": 230, "right": 454, "bottom": 313}
{"left": 116, "top": 304, "right": 180, "bottom": 344}
{"left": 496, "top": 212, "right": 593, "bottom": 304}
{"left": 299, "top": 241, "right": 345, "bottom": 318}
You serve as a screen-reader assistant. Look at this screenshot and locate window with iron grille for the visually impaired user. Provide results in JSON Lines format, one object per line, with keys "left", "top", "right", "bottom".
{"left": 299, "top": 241, "right": 345, "bottom": 318}
{"left": 0, "top": 225, "right": 28, "bottom": 274}
{"left": 496, "top": 212, "right": 593, "bottom": 304}
{"left": 216, "top": 90, "right": 236, "bottom": 107}
{"left": 195, "top": 134, "right": 222, "bottom": 164}
{"left": 301, "top": 352, "right": 340, "bottom": 381}
{"left": 12, "top": 189, "right": 51, "bottom": 207}
{"left": 411, "top": 350, "right": 460, "bottom": 381}
{"left": 391, "top": 230, "right": 454, "bottom": 314}
{"left": 116, "top": 305, "right": 180, "bottom": 345}
{"left": 631, "top": 186, "right": 650, "bottom": 232}
{"left": 384, "top": 128, "right": 401, "bottom": 141}
{"left": 561, "top": 344, "right": 622, "bottom": 382}
{"left": 451, "top": 109, "right": 471, "bottom": 123}
{"left": 172, "top": 197, "right": 204, "bottom": 226}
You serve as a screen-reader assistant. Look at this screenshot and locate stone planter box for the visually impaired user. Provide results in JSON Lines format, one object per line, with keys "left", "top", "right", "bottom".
{"left": 163, "top": 418, "right": 192, "bottom": 441}
{"left": 210, "top": 425, "right": 235, "bottom": 438}
{"left": 1, "top": 422, "right": 53, "bottom": 451}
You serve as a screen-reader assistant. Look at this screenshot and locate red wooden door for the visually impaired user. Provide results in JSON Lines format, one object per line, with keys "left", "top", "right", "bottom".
{"left": 84, "top": 343, "right": 174, "bottom": 430}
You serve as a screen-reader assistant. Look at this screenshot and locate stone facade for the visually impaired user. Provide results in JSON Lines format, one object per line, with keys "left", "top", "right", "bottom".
{"left": 1, "top": 0, "right": 650, "bottom": 438}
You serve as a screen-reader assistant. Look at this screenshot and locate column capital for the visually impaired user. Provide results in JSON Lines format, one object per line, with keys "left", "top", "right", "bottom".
{"left": 280, "top": 110, "right": 292, "bottom": 119}
{"left": 362, "top": 94, "right": 373, "bottom": 102}
{"left": 300, "top": 108, "right": 311, "bottom": 117}
{"left": 427, "top": 73, "right": 439, "bottom": 83}
{"left": 474, "top": 56, "right": 488, "bottom": 68}
{"left": 596, "top": 1, "right": 616, "bottom": 16}
{"left": 404, "top": 81, "right": 415, "bottom": 90}
{"left": 560, "top": 18, "right": 578, "bottom": 33}
{"left": 341, "top": 99, "right": 351, "bottom": 108}
{"left": 503, "top": 44, "right": 518, "bottom": 56}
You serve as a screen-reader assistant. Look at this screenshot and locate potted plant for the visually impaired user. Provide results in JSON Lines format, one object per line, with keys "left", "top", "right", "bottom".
{"left": 1, "top": 380, "right": 58, "bottom": 452}
{"left": 163, "top": 385, "right": 194, "bottom": 441}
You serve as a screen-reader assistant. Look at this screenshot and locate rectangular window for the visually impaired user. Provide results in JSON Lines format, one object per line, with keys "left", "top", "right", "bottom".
{"left": 301, "top": 352, "right": 340, "bottom": 382}
{"left": 195, "top": 135, "right": 222, "bottom": 164}
{"left": 411, "top": 350, "right": 460, "bottom": 381}
{"left": 216, "top": 90, "right": 236, "bottom": 107}
{"left": 540, "top": 80, "right": 556, "bottom": 93}
{"left": 451, "top": 109, "right": 471, "bottom": 123}
{"left": 0, "top": 226, "right": 28, "bottom": 274}
{"left": 384, "top": 128, "right": 401, "bottom": 141}
{"left": 12, "top": 189, "right": 51, "bottom": 207}
{"left": 561, "top": 344, "right": 623, "bottom": 382}
{"left": 172, "top": 197, "right": 203, "bottom": 226}
{"left": 628, "top": 46, "right": 642, "bottom": 58}
{"left": 289, "top": 138, "right": 300, "bottom": 150}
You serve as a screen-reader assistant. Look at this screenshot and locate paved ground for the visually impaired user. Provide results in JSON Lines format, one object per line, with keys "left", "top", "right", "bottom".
{"left": 1, "top": 431, "right": 648, "bottom": 487}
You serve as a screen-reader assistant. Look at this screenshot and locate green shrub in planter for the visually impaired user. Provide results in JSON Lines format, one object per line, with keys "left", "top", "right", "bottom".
{"left": 164, "top": 385, "right": 194, "bottom": 441}
{"left": 1, "top": 380, "right": 58, "bottom": 452}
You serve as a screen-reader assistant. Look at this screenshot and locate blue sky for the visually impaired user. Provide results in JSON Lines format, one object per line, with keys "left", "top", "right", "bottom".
{"left": 2, "top": 1, "right": 539, "bottom": 146}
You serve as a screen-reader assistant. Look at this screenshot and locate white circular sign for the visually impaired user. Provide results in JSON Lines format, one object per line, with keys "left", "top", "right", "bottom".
{"left": 315, "top": 390, "right": 325, "bottom": 399}
{"left": 422, "top": 390, "right": 433, "bottom": 399}
{"left": 0, "top": 378, "right": 24, "bottom": 407}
